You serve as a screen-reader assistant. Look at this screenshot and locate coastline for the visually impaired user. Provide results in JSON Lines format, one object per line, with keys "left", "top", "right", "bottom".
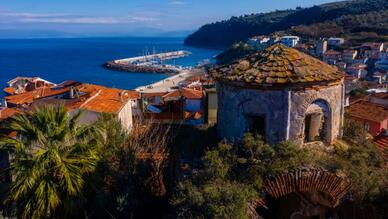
{"left": 102, "top": 61, "right": 180, "bottom": 74}
{"left": 102, "top": 50, "right": 192, "bottom": 74}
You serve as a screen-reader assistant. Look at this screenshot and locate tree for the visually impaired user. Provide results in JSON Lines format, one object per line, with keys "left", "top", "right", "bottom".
{"left": 171, "top": 134, "right": 314, "bottom": 219}
{"left": 172, "top": 131, "right": 388, "bottom": 218}
{"left": 172, "top": 142, "right": 258, "bottom": 219}
{"left": 86, "top": 116, "right": 172, "bottom": 218}
{"left": 0, "top": 105, "right": 100, "bottom": 219}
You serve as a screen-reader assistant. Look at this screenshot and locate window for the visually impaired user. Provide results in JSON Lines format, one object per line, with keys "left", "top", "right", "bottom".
{"left": 364, "top": 122, "right": 370, "bottom": 131}
{"left": 247, "top": 115, "right": 266, "bottom": 139}
{"left": 304, "top": 113, "right": 325, "bottom": 142}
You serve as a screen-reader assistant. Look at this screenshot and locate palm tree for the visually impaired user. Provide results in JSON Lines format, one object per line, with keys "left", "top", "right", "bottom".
{"left": 0, "top": 105, "right": 100, "bottom": 219}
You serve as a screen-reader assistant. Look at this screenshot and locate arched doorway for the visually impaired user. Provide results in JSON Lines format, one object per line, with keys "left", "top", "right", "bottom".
{"left": 257, "top": 168, "right": 351, "bottom": 219}
{"left": 303, "top": 100, "right": 331, "bottom": 144}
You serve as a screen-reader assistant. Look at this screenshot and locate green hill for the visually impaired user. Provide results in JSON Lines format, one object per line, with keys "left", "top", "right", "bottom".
{"left": 185, "top": 0, "right": 388, "bottom": 49}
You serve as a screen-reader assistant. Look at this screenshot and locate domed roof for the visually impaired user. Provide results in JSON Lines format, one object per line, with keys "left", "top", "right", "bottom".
{"left": 211, "top": 44, "right": 344, "bottom": 87}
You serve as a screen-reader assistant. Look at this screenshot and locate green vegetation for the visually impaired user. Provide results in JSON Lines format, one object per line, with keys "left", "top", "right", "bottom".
{"left": 349, "top": 87, "right": 369, "bottom": 98}
{"left": 0, "top": 106, "right": 387, "bottom": 218}
{"left": 288, "top": 10, "right": 388, "bottom": 44}
{"left": 215, "top": 42, "right": 256, "bottom": 65}
{"left": 172, "top": 128, "right": 387, "bottom": 218}
{"left": 185, "top": 0, "right": 388, "bottom": 49}
{"left": 171, "top": 134, "right": 316, "bottom": 219}
{"left": 0, "top": 106, "right": 100, "bottom": 218}
{"left": 0, "top": 107, "right": 171, "bottom": 218}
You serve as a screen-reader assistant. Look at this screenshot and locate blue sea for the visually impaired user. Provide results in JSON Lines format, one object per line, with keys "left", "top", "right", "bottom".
{"left": 0, "top": 37, "right": 219, "bottom": 97}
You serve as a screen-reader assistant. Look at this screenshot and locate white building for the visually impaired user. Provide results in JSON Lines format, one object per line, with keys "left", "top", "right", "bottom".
{"left": 247, "top": 36, "right": 272, "bottom": 50}
{"left": 280, "top": 36, "right": 300, "bottom": 47}
{"left": 328, "top": 38, "right": 345, "bottom": 47}
{"left": 4, "top": 77, "right": 56, "bottom": 95}
{"left": 346, "top": 64, "right": 368, "bottom": 79}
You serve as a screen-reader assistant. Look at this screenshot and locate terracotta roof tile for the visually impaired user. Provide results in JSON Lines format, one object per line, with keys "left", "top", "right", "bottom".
{"left": 346, "top": 101, "right": 388, "bottom": 123}
{"left": 5, "top": 87, "right": 70, "bottom": 105}
{"left": 71, "top": 84, "right": 139, "bottom": 113}
{"left": 371, "top": 92, "right": 388, "bottom": 100}
{"left": 3, "top": 87, "right": 16, "bottom": 95}
{"left": 4, "top": 81, "right": 139, "bottom": 114}
{"left": 181, "top": 87, "right": 203, "bottom": 99}
{"left": 162, "top": 88, "right": 204, "bottom": 101}
{"left": 142, "top": 92, "right": 168, "bottom": 98}
{"left": 162, "top": 90, "right": 181, "bottom": 101}
{"left": 0, "top": 107, "right": 22, "bottom": 120}
{"left": 211, "top": 44, "right": 344, "bottom": 87}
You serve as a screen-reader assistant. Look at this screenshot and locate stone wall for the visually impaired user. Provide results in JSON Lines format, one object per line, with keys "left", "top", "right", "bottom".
{"left": 289, "top": 83, "right": 344, "bottom": 145}
{"left": 216, "top": 82, "right": 289, "bottom": 144}
{"left": 216, "top": 81, "right": 344, "bottom": 146}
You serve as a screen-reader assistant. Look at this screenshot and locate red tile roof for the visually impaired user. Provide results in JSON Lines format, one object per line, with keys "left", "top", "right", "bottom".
{"left": 71, "top": 84, "right": 139, "bottom": 113}
{"left": 362, "top": 42, "right": 384, "bottom": 50}
{"left": 5, "top": 86, "right": 70, "bottom": 105}
{"left": 0, "top": 107, "right": 22, "bottom": 120}
{"left": 346, "top": 101, "right": 388, "bottom": 123}
{"left": 3, "top": 87, "right": 16, "bottom": 95}
{"left": 162, "top": 90, "right": 181, "bottom": 101}
{"left": 162, "top": 88, "right": 204, "bottom": 101}
{"left": 4, "top": 81, "right": 139, "bottom": 114}
{"left": 142, "top": 92, "right": 168, "bottom": 98}
{"left": 371, "top": 92, "right": 388, "bottom": 100}
{"left": 181, "top": 88, "right": 203, "bottom": 99}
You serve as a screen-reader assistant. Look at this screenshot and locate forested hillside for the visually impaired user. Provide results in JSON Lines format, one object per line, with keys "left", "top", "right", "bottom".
{"left": 185, "top": 0, "right": 388, "bottom": 49}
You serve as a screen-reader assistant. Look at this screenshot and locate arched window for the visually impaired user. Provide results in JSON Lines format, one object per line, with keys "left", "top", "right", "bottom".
{"left": 304, "top": 99, "right": 331, "bottom": 143}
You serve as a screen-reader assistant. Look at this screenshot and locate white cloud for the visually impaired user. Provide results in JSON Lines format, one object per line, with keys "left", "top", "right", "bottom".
{"left": 0, "top": 11, "right": 160, "bottom": 24}
{"left": 169, "top": 1, "right": 186, "bottom": 5}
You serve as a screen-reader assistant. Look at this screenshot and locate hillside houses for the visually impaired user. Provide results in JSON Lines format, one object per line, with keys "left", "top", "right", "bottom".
{"left": 342, "top": 49, "right": 358, "bottom": 64}
{"left": 4, "top": 77, "right": 56, "bottom": 95}
{"left": 346, "top": 92, "right": 388, "bottom": 162}
{"left": 360, "top": 42, "right": 385, "bottom": 59}
{"left": 327, "top": 37, "right": 345, "bottom": 47}
{"left": 2, "top": 72, "right": 217, "bottom": 129}
{"left": 2, "top": 79, "right": 139, "bottom": 130}
{"left": 141, "top": 87, "right": 205, "bottom": 125}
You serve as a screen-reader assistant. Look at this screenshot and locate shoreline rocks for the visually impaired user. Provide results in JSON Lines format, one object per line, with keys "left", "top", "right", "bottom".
{"left": 102, "top": 61, "right": 180, "bottom": 74}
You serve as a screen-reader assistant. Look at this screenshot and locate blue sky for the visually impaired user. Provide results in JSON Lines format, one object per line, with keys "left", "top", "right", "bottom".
{"left": 0, "top": 0, "right": 337, "bottom": 36}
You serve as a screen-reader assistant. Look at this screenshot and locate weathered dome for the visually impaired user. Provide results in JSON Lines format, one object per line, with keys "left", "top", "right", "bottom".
{"left": 211, "top": 44, "right": 344, "bottom": 87}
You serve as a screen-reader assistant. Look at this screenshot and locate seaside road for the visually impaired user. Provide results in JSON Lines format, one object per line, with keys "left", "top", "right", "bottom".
{"left": 135, "top": 69, "right": 204, "bottom": 93}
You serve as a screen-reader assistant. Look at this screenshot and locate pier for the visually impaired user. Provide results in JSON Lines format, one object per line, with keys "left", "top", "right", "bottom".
{"left": 103, "top": 50, "right": 191, "bottom": 74}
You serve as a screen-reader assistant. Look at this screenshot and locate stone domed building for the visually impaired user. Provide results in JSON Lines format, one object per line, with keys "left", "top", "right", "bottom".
{"left": 211, "top": 44, "right": 345, "bottom": 145}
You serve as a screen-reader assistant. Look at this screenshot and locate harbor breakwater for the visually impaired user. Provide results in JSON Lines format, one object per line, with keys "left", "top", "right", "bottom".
{"left": 102, "top": 61, "right": 180, "bottom": 74}
{"left": 103, "top": 50, "right": 191, "bottom": 74}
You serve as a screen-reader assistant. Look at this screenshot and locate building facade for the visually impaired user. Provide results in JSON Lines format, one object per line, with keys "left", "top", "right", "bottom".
{"left": 280, "top": 36, "right": 300, "bottom": 48}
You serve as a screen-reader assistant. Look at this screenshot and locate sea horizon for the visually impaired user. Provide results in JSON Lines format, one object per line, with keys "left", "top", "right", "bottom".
{"left": 0, "top": 37, "right": 220, "bottom": 97}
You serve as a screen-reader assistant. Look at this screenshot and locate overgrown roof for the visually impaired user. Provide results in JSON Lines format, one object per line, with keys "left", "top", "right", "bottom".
{"left": 211, "top": 44, "right": 344, "bottom": 87}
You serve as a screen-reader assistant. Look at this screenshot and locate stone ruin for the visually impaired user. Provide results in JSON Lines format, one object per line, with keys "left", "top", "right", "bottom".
{"left": 211, "top": 43, "right": 345, "bottom": 146}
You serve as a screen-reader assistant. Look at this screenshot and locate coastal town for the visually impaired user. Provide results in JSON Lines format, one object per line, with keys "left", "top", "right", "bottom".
{"left": 2, "top": 35, "right": 387, "bottom": 160}
{"left": 0, "top": 0, "right": 388, "bottom": 218}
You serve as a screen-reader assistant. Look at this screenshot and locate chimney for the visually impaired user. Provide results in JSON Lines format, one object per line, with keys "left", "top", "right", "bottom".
{"left": 70, "top": 87, "right": 75, "bottom": 99}
{"left": 2, "top": 99, "right": 8, "bottom": 108}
